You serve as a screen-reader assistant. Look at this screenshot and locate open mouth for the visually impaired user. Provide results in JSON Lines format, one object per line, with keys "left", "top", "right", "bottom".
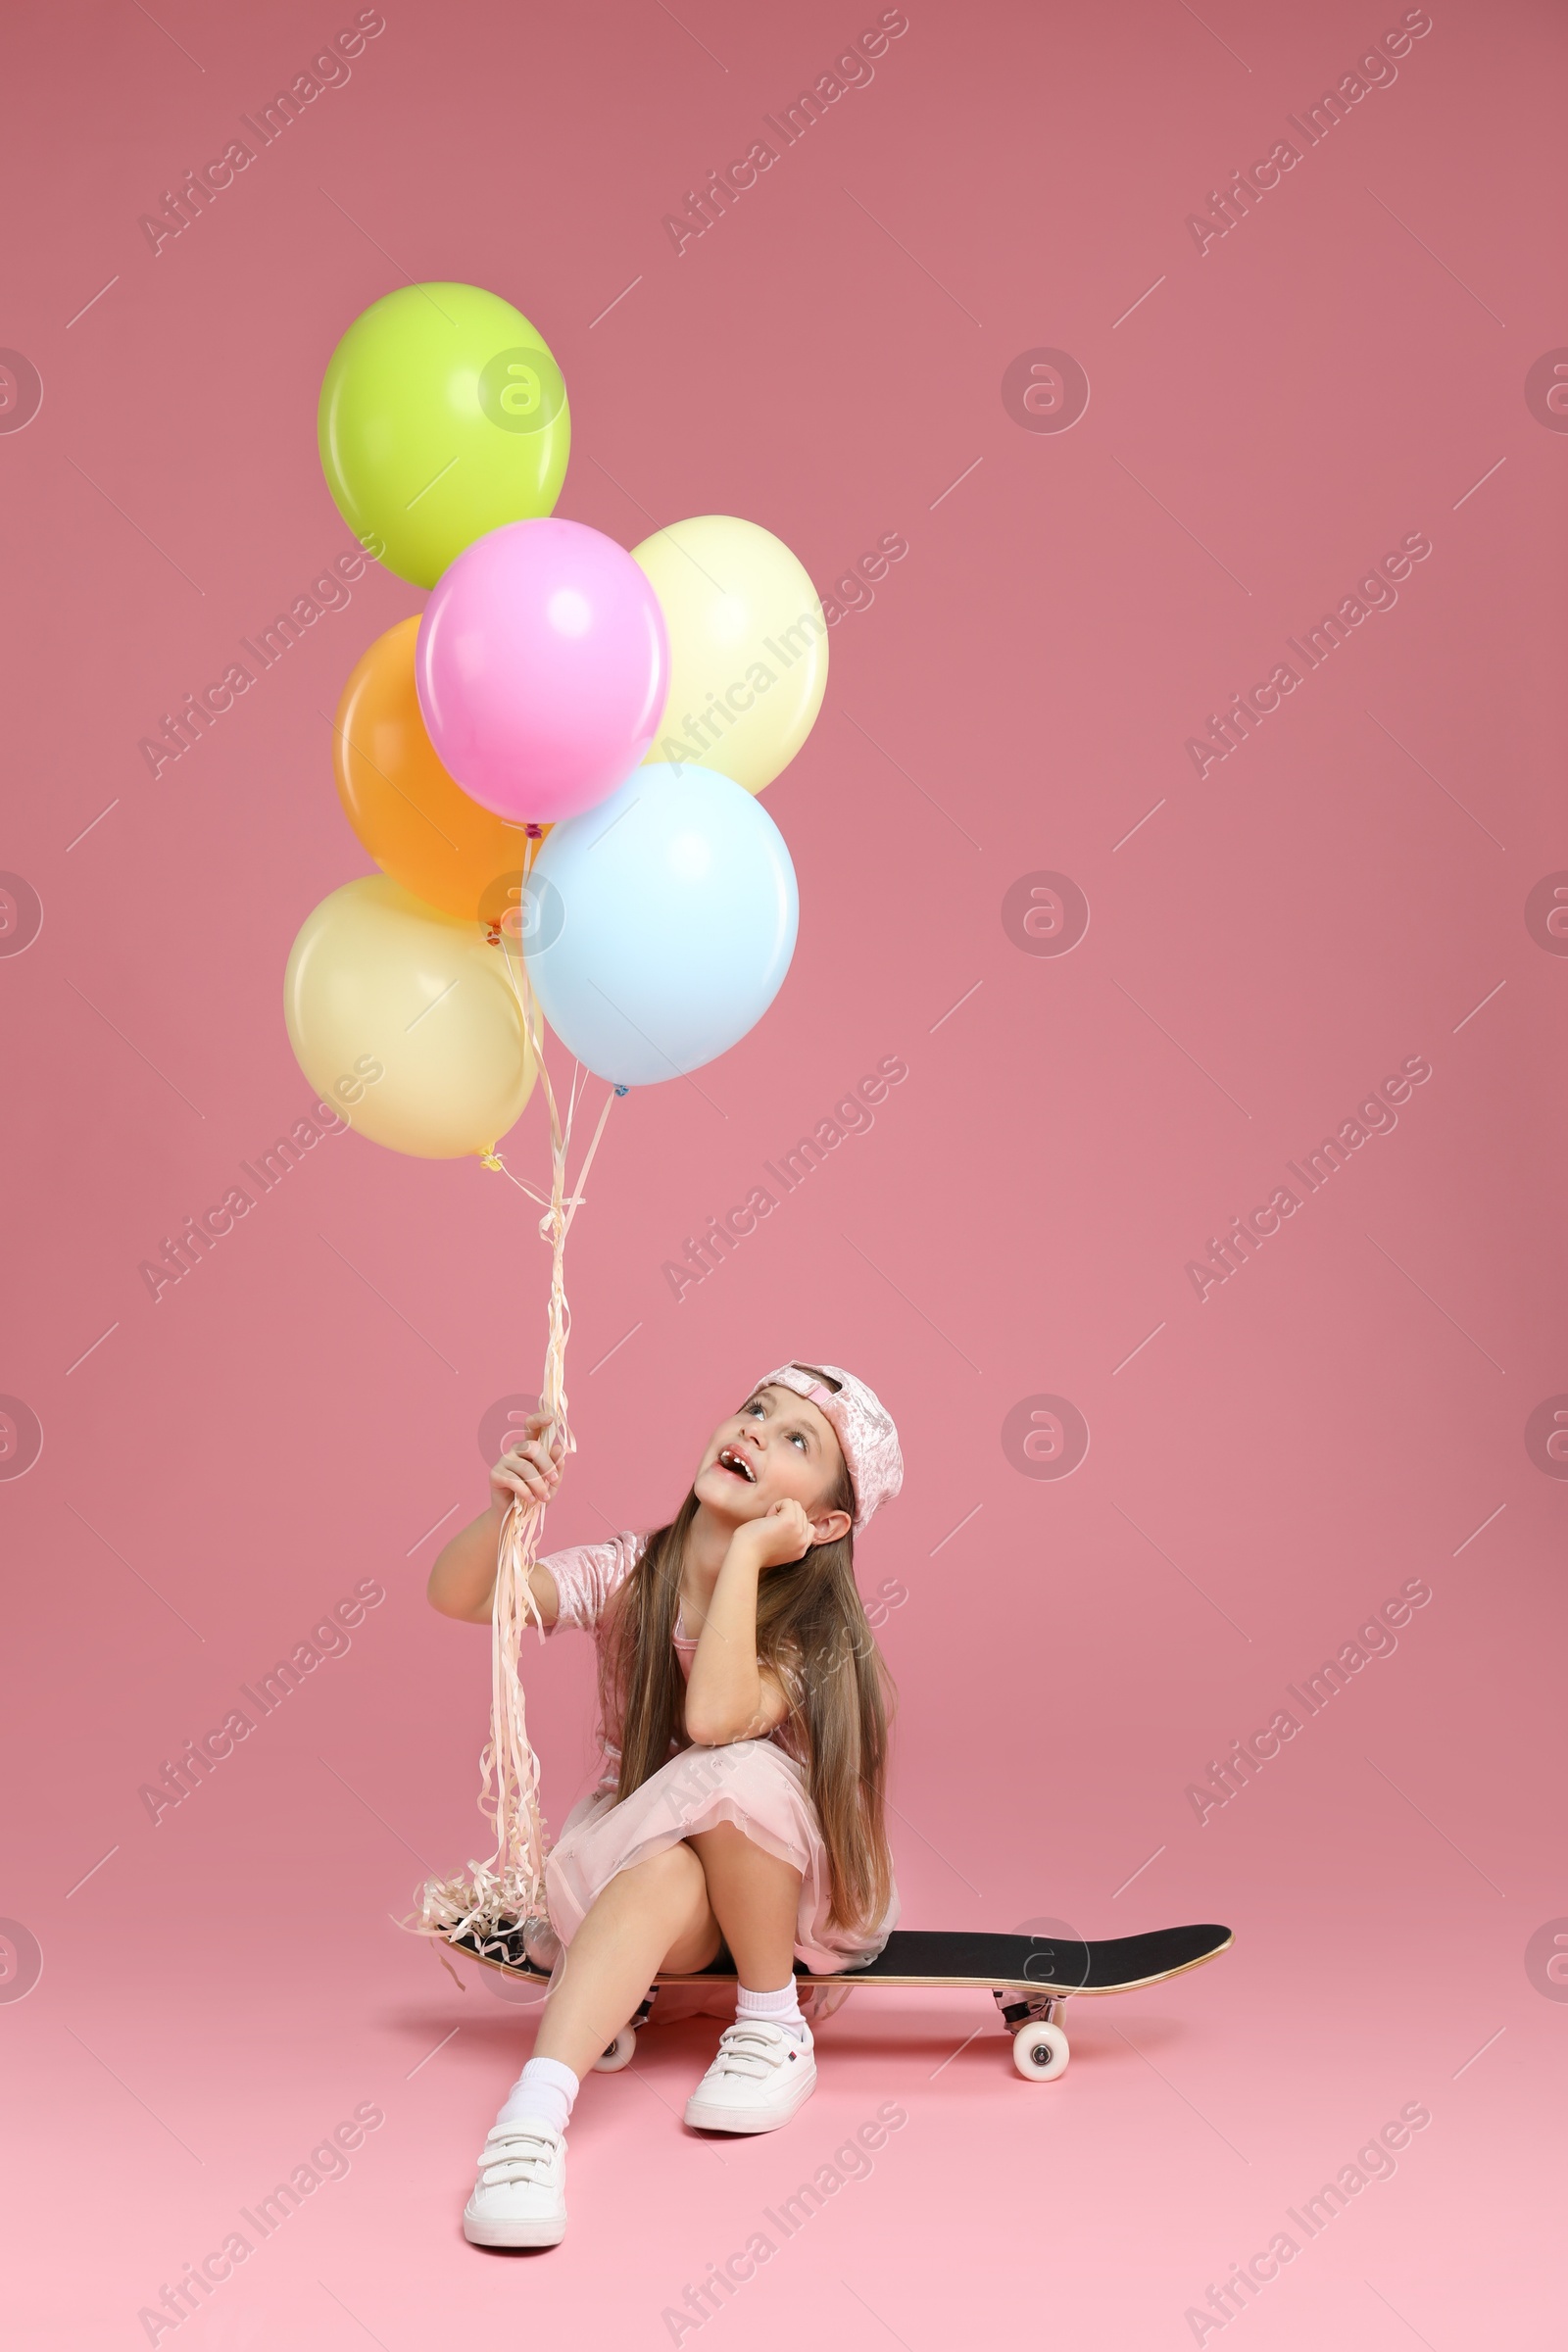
{"left": 716, "top": 1446, "right": 757, "bottom": 1485}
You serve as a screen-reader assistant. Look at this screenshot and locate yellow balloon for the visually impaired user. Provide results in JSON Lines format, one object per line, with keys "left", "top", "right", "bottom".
{"left": 283, "top": 875, "right": 535, "bottom": 1159}
{"left": 632, "top": 515, "right": 828, "bottom": 794}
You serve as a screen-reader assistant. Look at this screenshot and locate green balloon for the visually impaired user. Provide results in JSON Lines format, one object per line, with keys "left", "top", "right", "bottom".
{"left": 318, "top": 283, "right": 570, "bottom": 589}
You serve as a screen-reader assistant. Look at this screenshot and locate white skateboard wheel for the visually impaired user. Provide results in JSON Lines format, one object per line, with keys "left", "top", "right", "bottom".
{"left": 592, "top": 2026, "right": 638, "bottom": 2073}
{"left": 1012, "top": 2019, "right": 1069, "bottom": 2081}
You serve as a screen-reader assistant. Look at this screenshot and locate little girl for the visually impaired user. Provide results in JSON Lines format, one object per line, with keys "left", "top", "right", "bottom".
{"left": 427, "top": 1361, "right": 904, "bottom": 2248}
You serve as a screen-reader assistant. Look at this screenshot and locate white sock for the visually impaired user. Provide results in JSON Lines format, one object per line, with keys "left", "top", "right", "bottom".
{"left": 497, "top": 2054, "right": 579, "bottom": 2136}
{"left": 737, "top": 1979, "right": 808, "bottom": 2040}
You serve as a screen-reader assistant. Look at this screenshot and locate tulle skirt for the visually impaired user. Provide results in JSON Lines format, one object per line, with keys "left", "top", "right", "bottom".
{"left": 543, "top": 1739, "right": 899, "bottom": 2021}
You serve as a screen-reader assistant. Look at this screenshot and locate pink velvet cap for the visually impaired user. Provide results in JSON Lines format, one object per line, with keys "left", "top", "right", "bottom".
{"left": 755, "top": 1361, "right": 903, "bottom": 1532}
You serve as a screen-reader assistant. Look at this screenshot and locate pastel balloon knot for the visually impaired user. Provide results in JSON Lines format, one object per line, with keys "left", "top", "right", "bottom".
{"left": 480, "top": 1150, "right": 505, "bottom": 1170}
{"left": 614, "top": 1083, "right": 629, "bottom": 1096}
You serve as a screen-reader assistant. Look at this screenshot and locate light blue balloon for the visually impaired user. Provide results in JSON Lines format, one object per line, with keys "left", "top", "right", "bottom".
{"left": 522, "top": 764, "right": 799, "bottom": 1085}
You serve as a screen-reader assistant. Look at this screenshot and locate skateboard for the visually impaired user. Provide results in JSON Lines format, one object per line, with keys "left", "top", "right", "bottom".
{"left": 445, "top": 1920, "right": 1234, "bottom": 2082}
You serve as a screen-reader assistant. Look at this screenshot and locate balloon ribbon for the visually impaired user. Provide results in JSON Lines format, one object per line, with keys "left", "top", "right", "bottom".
{"left": 413, "top": 865, "right": 617, "bottom": 1970}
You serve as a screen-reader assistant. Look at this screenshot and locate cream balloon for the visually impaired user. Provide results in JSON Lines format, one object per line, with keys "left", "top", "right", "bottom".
{"left": 632, "top": 515, "right": 828, "bottom": 795}
{"left": 283, "top": 874, "right": 535, "bottom": 1159}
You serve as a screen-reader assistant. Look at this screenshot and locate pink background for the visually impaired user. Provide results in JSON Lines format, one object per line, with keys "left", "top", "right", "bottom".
{"left": 3, "top": 1, "right": 1564, "bottom": 2344}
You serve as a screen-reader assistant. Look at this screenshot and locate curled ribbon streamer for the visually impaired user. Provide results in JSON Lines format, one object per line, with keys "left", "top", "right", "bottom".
{"left": 412, "top": 844, "right": 618, "bottom": 1969}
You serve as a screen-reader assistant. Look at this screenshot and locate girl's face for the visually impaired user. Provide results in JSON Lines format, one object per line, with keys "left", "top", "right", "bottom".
{"left": 694, "top": 1385, "right": 852, "bottom": 1544}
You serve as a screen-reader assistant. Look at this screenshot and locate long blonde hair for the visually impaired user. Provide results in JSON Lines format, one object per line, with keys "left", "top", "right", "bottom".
{"left": 598, "top": 1396, "right": 896, "bottom": 1936}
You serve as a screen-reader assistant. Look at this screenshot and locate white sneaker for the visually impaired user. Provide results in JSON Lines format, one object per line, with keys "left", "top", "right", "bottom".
{"left": 463, "top": 2117, "right": 567, "bottom": 2247}
{"left": 684, "top": 2020, "right": 817, "bottom": 2134}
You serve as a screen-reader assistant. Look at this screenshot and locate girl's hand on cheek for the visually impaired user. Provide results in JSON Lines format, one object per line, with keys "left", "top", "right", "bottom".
{"left": 731, "top": 1497, "right": 814, "bottom": 1571}
{"left": 489, "top": 1413, "right": 564, "bottom": 1515}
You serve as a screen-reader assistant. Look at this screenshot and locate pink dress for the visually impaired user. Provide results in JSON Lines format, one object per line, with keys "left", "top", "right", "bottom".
{"left": 538, "top": 1534, "right": 900, "bottom": 1998}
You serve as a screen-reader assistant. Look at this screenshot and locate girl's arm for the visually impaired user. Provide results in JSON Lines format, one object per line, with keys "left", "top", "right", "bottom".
{"left": 427, "top": 1416, "right": 564, "bottom": 1627}
{"left": 683, "top": 1504, "right": 809, "bottom": 1744}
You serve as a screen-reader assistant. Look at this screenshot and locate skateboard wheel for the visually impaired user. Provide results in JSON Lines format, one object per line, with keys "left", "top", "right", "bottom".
{"left": 1012, "top": 2020, "right": 1069, "bottom": 2082}
{"left": 592, "top": 2026, "right": 638, "bottom": 2073}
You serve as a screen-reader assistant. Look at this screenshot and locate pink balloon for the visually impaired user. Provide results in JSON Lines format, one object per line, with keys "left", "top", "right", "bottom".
{"left": 415, "top": 517, "right": 669, "bottom": 823}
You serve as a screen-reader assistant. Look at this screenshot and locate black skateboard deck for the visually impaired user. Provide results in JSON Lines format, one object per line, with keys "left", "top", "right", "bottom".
{"left": 449, "top": 1920, "right": 1231, "bottom": 1994}
{"left": 444, "top": 1920, "right": 1233, "bottom": 2082}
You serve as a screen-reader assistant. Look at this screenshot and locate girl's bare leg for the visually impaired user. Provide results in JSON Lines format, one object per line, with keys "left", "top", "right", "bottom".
{"left": 685, "top": 1822, "right": 802, "bottom": 1988}
{"left": 533, "top": 1844, "right": 722, "bottom": 2079}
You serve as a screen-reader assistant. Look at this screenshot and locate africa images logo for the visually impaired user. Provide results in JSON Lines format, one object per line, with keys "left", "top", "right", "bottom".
{"left": 477, "top": 346, "right": 565, "bottom": 434}
{"left": 1002, "top": 1396, "right": 1090, "bottom": 1480}
{"left": 1001, "top": 350, "right": 1090, "bottom": 435}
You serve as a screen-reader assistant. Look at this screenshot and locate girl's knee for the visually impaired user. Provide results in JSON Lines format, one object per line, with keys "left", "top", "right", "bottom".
{"left": 632, "top": 1838, "right": 707, "bottom": 1902}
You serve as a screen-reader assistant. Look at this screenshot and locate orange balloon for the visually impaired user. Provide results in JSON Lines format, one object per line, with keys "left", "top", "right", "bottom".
{"left": 333, "top": 614, "right": 548, "bottom": 927}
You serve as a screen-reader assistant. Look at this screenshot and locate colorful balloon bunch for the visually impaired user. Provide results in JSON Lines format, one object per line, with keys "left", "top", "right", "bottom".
{"left": 284, "top": 284, "right": 831, "bottom": 1954}
{"left": 283, "top": 281, "right": 824, "bottom": 1161}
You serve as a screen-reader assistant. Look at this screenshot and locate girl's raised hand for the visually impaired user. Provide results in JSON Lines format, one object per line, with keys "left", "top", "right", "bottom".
{"left": 489, "top": 1412, "right": 564, "bottom": 1518}
{"left": 732, "top": 1496, "right": 815, "bottom": 1570}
